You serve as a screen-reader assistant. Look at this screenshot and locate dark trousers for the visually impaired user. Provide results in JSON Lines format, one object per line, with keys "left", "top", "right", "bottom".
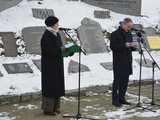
{"left": 112, "top": 73, "right": 129, "bottom": 104}
{"left": 42, "top": 96, "right": 60, "bottom": 114}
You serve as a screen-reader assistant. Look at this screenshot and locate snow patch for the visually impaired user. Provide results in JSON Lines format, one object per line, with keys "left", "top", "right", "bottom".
{"left": 0, "top": 112, "right": 16, "bottom": 120}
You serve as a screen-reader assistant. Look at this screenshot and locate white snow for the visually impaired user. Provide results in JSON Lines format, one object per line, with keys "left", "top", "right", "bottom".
{"left": 105, "top": 108, "right": 160, "bottom": 120}
{"left": 0, "top": 51, "right": 159, "bottom": 96}
{"left": 17, "top": 104, "right": 38, "bottom": 110}
{"left": 0, "top": 0, "right": 160, "bottom": 33}
{"left": 0, "top": 0, "right": 160, "bottom": 96}
{"left": 0, "top": 1, "right": 160, "bottom": 119}
{"left": 0, "top": 112, "right": 15, "bottom": 120}
{"left": 105, "top": 93, "right": 160, "bottom": 119}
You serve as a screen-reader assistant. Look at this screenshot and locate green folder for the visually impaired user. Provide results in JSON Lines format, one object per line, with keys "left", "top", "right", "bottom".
{"left": 62, "top": 42, "right": 81, "bottom": 57}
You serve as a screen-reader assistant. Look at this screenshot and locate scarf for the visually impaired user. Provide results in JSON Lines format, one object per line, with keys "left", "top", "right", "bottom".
{"left": 46, "top": 27, "right": 58, "bottom": 36}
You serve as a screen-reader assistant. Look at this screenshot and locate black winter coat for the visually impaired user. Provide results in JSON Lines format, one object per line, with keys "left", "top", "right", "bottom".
{"left": 110, "top": 27, "right": 133, "bottom": 76}
{"left": 41, "top": 30, "right": 65, "bottom": 98}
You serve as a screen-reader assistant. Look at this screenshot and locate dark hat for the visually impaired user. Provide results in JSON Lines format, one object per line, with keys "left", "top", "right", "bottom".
{"left": 45, "top": 16, "right": 59, "bottom": 27}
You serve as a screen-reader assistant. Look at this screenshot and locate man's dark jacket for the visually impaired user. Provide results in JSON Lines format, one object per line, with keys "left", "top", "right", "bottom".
{"left": 110, "top": 27, "right": 133, "bottom": 76}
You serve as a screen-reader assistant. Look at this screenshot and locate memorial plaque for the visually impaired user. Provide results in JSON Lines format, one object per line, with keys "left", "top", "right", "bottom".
{"left": 68, "top": 60, "right": 90, "bottom": 73}
{"left": 100, "top": 62, "right": 113, "bottom": 71}
{"left": 0, "top": 32, "right": 17, "bottom": 57}
{"left": 146, "top": 36, "right": 160, "bottom": 50}
{"left": 0, "top": 0, "right": 22, "bottom": 12}
{"left": 22, "top": 26, "right": 45, "bottom": 55}
{"left": 22, "top": 26, "right": 65, "bottom": 55}
{"left": 94, "top": 10, "right": 110, "bottom": 19}
{"left": 3, "top": 63, "right": 33, "bottom": 74}
{"left": 77, "top": 17, "right": 107, "bottom": 54}
{"left": 33, "top": 59, "right": 41, "bottom": 71}
{"left": 143, "top": 27, "right": 160, "bottom": 50}
{"left": 32, "top": 8, "right": 54, "bottom": 19}
{"left": 82, "top": 0, "right": 141, "bottom": 16}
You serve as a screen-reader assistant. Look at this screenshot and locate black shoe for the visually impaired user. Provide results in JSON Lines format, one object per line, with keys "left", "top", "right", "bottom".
{"left": 55, "top": 110, "right": 61, "bottom": 114}
{"left": 112, "top": 102, "right": 122, "bottom": 107}
{"left": 43, "top": 111, "right": 57, "bottom": 116}
{"left": 120, "top": 100, "right": 131, "bottom": 105}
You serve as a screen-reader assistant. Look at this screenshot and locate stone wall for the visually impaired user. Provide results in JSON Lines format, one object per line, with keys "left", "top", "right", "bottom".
{"left": 77, "top": 18, "right": 107, "bottom": 54}
{"left": 0, "top": 32, "right": 17, "bottom": 57}
{"left": 22, "top": 26, "right": 45, "bottom": 55}
{"left": 82, "top": 0, "right": 142, "bottom": 16}
{"left": 0, "top": 81, "right": 153, "bottom": 105}
{"left": 0, "top": 0, "right": 22, "bottom": 12}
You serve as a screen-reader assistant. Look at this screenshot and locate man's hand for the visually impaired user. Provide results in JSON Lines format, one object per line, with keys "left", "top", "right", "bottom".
{"left": 126, "top": 42, "right": 132, "bottom": 48}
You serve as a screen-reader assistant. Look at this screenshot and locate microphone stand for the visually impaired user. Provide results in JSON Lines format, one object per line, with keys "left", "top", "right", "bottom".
{"left": 61, "top": 29, "right": 99, "bottom": 120}
{"left": 124, "top": 36, "right": 155, "bottom": 112}
{"left": 139, "top": 37, "right": 160, "bottom": 106}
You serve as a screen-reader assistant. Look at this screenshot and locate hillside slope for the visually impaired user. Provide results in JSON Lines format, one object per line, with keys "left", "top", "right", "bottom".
{"left": 0, "top": 0, "right": 160, "bottom": 33}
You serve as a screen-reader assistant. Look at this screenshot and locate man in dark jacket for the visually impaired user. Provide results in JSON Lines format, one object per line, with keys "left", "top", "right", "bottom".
{"left": 110, "top": 18, "right": 137, "bottom": 107}
{"left": 41, "top": 16, "right": 65, "bottom": 115}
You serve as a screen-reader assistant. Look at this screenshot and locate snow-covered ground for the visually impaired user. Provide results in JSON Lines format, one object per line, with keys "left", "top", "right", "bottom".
{"left": 2, "top": 93, "right": 160, "bottom": 120}
{"left": 0, "top": 0, "right": 160, "bottom": 96}
{"left": 0, "top": 51, "right": 160, "bottom": 96}
{"left": 0, "top": 0, "right": 160, "bottom": 33}
{"left": 105, "top": 92, "right": 160, "bottom": 119}
{"left": 0, "top": 112, "right": 15, "bottom": 120}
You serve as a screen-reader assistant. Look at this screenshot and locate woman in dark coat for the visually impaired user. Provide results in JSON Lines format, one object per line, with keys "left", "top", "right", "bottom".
{"left": 41, "top": 16, "right": 65, "bottom": 115}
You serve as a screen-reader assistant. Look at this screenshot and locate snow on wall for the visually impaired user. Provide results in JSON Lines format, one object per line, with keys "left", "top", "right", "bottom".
{"left": 0, "top": 0, "right": 160, "bottom": 33}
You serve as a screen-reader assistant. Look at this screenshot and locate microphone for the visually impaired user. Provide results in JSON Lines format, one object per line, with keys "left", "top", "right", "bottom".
{"left": 59, "top": 27, "right": 72, "bottom": 31}
{"left": 136, "top": 32, "right": 148, "bottom": 48}
{"left": 137, "top": 32, "right": 142, "bottom": 37}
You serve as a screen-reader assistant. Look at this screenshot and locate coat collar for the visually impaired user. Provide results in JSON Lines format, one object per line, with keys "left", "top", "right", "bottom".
{"left": 46, "top": 27, "right": 58, "bottom": 36}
